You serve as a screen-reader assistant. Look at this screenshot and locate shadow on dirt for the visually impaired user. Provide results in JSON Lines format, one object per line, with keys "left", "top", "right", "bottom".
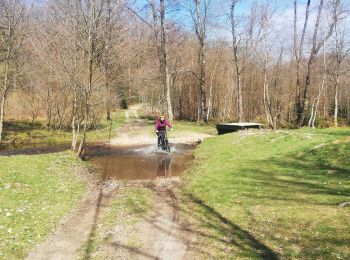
{"left": 117, "top": 184, "right": 279, "bottom": 259}
{"left": 111, "top": 242, "right": 160, "bottom": 260}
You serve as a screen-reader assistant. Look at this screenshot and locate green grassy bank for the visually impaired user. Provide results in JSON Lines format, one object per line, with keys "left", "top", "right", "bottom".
{"left": 0, "top": 152, "right": 87, "bottom": 259}
{"left": 181, "top": 128, "right": 350, "bottom": 259}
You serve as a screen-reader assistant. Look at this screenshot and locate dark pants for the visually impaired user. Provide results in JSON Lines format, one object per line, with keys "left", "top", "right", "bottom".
{"left": 157, "top": 131, "right": 166, "bottom": 146}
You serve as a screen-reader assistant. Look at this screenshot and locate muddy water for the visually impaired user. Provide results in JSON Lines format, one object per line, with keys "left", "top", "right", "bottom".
{"left": 0, "top": 141, "right": 195, "bottom": 180}
{"left": 88, "top": 144, "right": 195, "bottom": 180}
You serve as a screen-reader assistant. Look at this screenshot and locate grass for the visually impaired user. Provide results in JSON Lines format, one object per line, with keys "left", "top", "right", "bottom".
{"left": 0, "top": 151, "right": 87, "bottom": 259}
{"left": 143, "top": 119, "right": 217, "bottom": 137}
{"left": 171, "top": 120, "right": 216, "bottom": 135}
{"left": 81, "top": 183, "right": 154, "bottom": 259}
{"left": 86, "top": 111, "right": 126, "bottom": 142}
{"left": 180, "top": 127, "right": 350, "bottom": 259}
{"left": 2, "top": 111, "right": 126, "bottom": 146}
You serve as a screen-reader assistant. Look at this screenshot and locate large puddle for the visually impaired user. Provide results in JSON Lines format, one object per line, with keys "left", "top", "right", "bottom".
{"left": 0, "top": 142, "right": 195, "bottom": 180}
{"left": 87, "top": 144, "right": 195, "bottom": 180}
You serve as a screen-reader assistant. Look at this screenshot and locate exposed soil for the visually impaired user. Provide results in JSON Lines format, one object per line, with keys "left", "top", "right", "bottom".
{"left": 110, "top": 106, "right": 211, "bottom": 147}
{"left": 103, "top": 179, "right": 189, "bottom": 260}
{"left": 26, "top": 167, "right": 119, "bottom": 260}
{"left": 25, "top": 108, "right": 213, "bottom": 259}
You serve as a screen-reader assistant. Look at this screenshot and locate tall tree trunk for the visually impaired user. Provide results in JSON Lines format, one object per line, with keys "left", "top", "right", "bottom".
{"left": 261, "top": 3, "right": 274, "bottom": 129}
{"left": 262, "top": 61, "right": 274, "bottom": 128}
{"left": 347, "top": 98, "right": 350, "bottom": 124}
{"left": 297, "top": 0, "right": 339, "bottom": 127}
{"left": 78, "top": 1, "right": 96, "bottom": 158}
{"left": 198, "top": 37, "right": 207, "bottom": 122}
{"left": 0, "top": 46, "right": 11, "bottom": 143}
{"left": 195, "top": 0, "right": 208, "bottom": 123}
{"left": 308, "top": 45, "right": 327, "bottom": 128}
{"left": 165, "top": 67, "right": 173, "bottom": 121}
{"left": 231, "top": 0, "right": 243, "bottom": 122}
{"left": 334, "top": 70, "right": 340, "bottom": 127}
{"left": 159, "top": 0, "right": 173, "bottom": 121}
{"left": 295, "top": 0, "right": 311, "bottom": 124}
{"left": 71, "top": 86, "right": 78, "bottom": 150}
{"left": 150, "top": 0, "right": 171, "bottom": 116}
{"left": 106, "top": 77, "right": 111, "bottom": 120}
{"left": 105, "top": 0, "right": 112, "bottom": 121}
{"left": 207, "top": 47, "right": 219, "bottom": 121}
{"left": 0, "top": 94, "right": 6, "bottom": 143}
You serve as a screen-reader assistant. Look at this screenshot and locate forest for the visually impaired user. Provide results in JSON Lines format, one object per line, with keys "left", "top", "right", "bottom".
{"left": 0, "top": 0, "right": 349, "bottom": 154}
{"left": 1, "top": 1, "right": 350, "bottom": 259}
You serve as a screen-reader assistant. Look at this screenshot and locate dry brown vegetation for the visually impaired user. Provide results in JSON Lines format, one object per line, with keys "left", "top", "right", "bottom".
{"left": 1, "top": 0, "right": 350, "bottom": 154}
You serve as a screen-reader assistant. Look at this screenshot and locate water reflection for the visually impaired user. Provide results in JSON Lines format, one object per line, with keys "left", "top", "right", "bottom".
{"left": 157, "top": 155, "right": 171, "bottom": 177}
{"left": 89, "top": 145, "right": 194, "bottom": 180}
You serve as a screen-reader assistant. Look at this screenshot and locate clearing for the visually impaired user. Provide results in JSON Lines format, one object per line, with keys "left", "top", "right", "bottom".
{"left": 2, "top": 109, "right": 349, "bottom": 259}
{"left": 23, "top": 108, "right": 214, "bottom": 260}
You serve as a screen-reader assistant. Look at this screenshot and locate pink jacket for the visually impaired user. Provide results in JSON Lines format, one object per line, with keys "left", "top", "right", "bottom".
{"left": 155, "top": 119, "right": 172, "bottom": 131}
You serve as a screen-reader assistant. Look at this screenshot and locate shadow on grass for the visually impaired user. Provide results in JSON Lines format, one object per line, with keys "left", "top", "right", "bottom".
{"left": 179, "top": 139, "right": 350, "bottom": 258}
{"left": 182, "top": 193, "right": 280, "bottom": 259}
{"left": 3, "top": 120, "right": 44, "bottom": 131}
{"left": 133, "top": 185, "right": 279, "bottom": 259}
{"left": 238, "top": 149, "right": 350, "bottom": 204}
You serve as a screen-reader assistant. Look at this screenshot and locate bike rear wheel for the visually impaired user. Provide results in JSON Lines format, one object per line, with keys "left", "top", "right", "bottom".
{"left": 164, "top": 139, "right": 170, "bottom": 153}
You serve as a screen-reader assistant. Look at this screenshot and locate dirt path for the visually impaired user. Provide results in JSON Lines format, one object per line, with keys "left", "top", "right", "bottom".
{"left": 26, "top": 107, "right": 211, "bottom": 259}
{"left": 128, "top": 183, "right": 187, "bottom": 260}
{"left": 26, "top": 180, "right": 118, "bottom": 260}
{"left": 92, "top": 179, "right": 195, "bottom": 260}
{"left": 110, "top": 106, "right": 212, "bottom": 146}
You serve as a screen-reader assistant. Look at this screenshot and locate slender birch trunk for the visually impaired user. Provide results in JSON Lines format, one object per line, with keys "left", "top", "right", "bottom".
{"left": 206, "top": 47, "right": 219, "bottom": 121}
{"left": 308, "top": 45, "right": 327, "bottom": 128}
{"left": 334, "top": 70, "right": 340, "bottom": 127}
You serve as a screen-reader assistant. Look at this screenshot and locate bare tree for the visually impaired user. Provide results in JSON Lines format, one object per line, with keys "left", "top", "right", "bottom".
{"left": 230, "top": 0, "right": 243, "bottom": 122}
{"left": 2, "top": 0, "right": 350, "bottom": 135}
{"left": 0, "top": 0, "right": 27, "bottom": 142}
{"left": 206, "top": 45, "right": 219, "bottom": 120}
{"left": 308, "top": 43, "right": 328, "bottom": 128}
{"left": 77, "top": 0, "right": 106, "bottom": 158}
{"left": 332, "top": 3, "right": 349, "bottom": 127}
{"left": 132, "top": 0, "right": 174, "bottom": 120}
{"left": 194, "top": 0, "right": 208, "bottom": 123}
{"left": 260, "top": 3, "right": 274, "bottom": 129}
{"left": 297, "top": 0, "right": 340, "bottom": 127}
{"left": 294, "top": 0, "right": 311, "bottom": 126}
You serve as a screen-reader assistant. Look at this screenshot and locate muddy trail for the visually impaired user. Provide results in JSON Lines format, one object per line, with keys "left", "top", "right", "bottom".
{"left": 26, "top": 107, "right": 212, "bottom": 260}
{"left": 96, "top": 181, "right": 189, "bottom": 260}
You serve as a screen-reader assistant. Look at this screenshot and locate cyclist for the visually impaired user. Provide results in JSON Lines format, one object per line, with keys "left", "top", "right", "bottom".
{"left": 155, "top": 115, "right": 172, "bottom": 147}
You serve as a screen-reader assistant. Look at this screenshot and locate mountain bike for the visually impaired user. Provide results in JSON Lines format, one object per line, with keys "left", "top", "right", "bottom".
{"left": 157, "top": 131, "right": 170, "bottom": 153}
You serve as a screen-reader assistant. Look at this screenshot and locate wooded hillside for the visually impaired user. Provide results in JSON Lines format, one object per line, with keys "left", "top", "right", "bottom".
{"left": 1, "top": 0, "right": 349, "bottom": 142}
